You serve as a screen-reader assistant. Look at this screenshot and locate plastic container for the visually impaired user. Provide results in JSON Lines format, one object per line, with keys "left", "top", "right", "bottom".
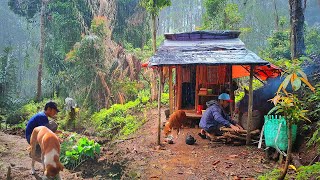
{"left": 197, "top": 105, "right": 203, "bottom": 114}
{"left": 264, "top": 115, "right": 297, "bottom": 151}
{"left": 207, "top": 89, "right": 213, "bottom": 94}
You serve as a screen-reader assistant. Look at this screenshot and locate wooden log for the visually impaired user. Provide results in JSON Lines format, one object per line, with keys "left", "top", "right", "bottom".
{"left": 220, "top": 127, "right": 248, "bottom": 134}
{"left": 223, "top": 133, "right": 247, "bottom": 141}
{"left": 229, "top": 131, "right": 260, "bottom": 140}
{"left": 220, "top": 127, "right": 260, "bottom": 135}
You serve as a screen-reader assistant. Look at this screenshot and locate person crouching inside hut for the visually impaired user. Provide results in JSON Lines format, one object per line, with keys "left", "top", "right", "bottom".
{"left": 198, "top": 93, "right": 243, "bottom": 140}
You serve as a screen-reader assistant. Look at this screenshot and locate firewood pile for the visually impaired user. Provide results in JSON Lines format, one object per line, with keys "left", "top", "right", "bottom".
{"left": 215, "top": 127, "right": 261, "bottom": 144}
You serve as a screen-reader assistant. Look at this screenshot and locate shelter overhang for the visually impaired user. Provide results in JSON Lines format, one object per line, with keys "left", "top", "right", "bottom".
{"left": 149, "top": 31, "right": 268, "bottom": 66}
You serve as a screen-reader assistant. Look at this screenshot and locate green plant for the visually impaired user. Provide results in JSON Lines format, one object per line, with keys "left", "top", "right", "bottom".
{"left": 258, "top": 168, "right": 283, "bottom": 180}
{"left": 20, "top": 101, "right": 41, "bottom": 120}
{"left": 306, "top": 83, "right": 320, "bottom": 120}
{"left": 296, "top": 162, "right": 320, "bottom": 180}
{"left": 60, "top": 134, "right": 100, "bottom": 170}
{"left": 305, "top": 26, "right": 320, "bottom": 56}
{"left": 268, "top": 62, "right": 315, "bottom": 179}
{"left": 5, "top": 112, "right": 26, "bottom": 125}
{"left": 0, "top": 47, "right": 18, "bottom": 114}
{"left": 307, "top": 121, "right": 320, "bottom": 154}
{"left": 91, "top": 92, "right": 150, "bottom": 138}
{"left": 161, "top": 93, "right": 169, "bottom": 105}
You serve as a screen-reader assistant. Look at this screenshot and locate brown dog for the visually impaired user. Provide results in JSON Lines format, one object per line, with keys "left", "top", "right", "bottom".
{"left": 163, "top": 110, "right": 186, "bottom": 137}
{"left": 30, "top": 126, "right": 64, "bottom": 179}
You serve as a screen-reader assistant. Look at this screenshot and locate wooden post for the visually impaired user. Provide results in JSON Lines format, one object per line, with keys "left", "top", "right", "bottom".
{"left": 169, "top": 66, "right": 173, "bottom": 114}
{"left": 176, "top": 65, "right": 182, "bottom": 109}
{"left": 246, "top": 65, "right": 254, "bottom": 145}
{"left": 157, "top": 67, "right": 163, "bottom": 145}
{"left": 195, "top": 65, "right": 199, "bottom": 112}
{"left": 229, "top": 65, "right": 234, "bottom": 115}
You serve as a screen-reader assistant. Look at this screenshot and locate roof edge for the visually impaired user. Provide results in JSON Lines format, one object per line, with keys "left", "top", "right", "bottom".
{"left": 164, "top": 30, "right": 241, "bottom": 41}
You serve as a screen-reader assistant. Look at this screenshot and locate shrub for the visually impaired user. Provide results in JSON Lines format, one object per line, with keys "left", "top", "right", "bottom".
{"left": 5, "top": 111, "right": 27, "bottom": 125}
{"left": 296, "top": 162, "right": 320, "bottom": 180}
{"left": 161, "top": 93, "right": 169, "bottom": 106}
{"left": 306, "top": 83, "right": 320, "bottom": 121}
{"left": 307, "top": 121, "right": 320, "bottom": 154}
{"left": 60, "top": 134, "right": 100, "bottom": 170}
{"left": 20, "top": 101, "right": 42, "bottom": 120}
{"left": 91, "top": 95, "right": 148, "bottom": 138}
{"left": 258, "top": 168, "right": 282, "bottom": 180}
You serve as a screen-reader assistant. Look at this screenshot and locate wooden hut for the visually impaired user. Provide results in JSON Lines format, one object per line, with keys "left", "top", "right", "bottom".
{"left": 148, "top": 30, "right": 281, "bottom": 144}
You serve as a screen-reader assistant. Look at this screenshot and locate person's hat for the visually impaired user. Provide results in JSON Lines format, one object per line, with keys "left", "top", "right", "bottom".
{"left": 218, "top": 93, "right": 233, "bottom": 102}
{"left": 45, "top": 101, "right": 60, "bottom": 112}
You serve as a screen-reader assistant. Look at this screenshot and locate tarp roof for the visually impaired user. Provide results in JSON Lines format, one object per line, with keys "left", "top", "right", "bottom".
{"left": 149, "top": 31, "right": 269, "bottom": 66}
{"left": 233, "top": 64, "right": 282, "bottom": 80}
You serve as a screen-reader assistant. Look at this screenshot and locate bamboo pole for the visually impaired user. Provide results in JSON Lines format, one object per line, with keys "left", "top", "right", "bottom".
{"left": 157, "top": 67, "right": 163, "bottom": 145}
{"left": 246, "top": 65, "right": 254, "bottom": 145}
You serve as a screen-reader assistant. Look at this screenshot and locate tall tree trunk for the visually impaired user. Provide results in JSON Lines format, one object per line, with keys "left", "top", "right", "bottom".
{"left": 36, "top": 0, "right": 46, "bottom": 102}
{"left": 279, "top": 120, "right": 293, "bottom": 180}
{"left": 151, "top": 13, "right": 158, "bottom": 101}
{"left": 289, "top": 0, "right": 306, "bottom": 59}
{"left": 152, "top": 14, "right": 157, "bottom": 53}
{"left": 273, "top": 0, "right": 279, "bottom": 31}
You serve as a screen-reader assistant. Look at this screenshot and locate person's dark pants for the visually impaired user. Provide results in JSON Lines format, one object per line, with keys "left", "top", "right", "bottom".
{"left": 205, "top": 126, "right": 223, "bottom": 136}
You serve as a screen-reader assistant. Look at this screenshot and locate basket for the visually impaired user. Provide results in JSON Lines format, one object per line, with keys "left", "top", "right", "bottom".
{"left": 264, "top": 115, "right": 297, "bottom": 151}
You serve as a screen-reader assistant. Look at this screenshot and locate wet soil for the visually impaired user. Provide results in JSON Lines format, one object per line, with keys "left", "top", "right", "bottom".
{"left": 0, "top": 108, "right": 277, "bottom": 179}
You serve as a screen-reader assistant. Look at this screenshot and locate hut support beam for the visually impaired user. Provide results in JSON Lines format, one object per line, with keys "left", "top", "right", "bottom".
{"left": 229, "top": 65, "right": 234, "bottom": 114}
{"left": 195, "top": 65, "right": 199, "bottom": 111}
{"left": 157, "top": 67, "right": 163, "bottom": 145}
{"left": 169, "top": 66, "right": 173, "bottom": 114}
{"left": 177, "top": 66, "right": 182, "bottom": 109}
{"left": 246, "top": 65, "right": 254, "bottom": 145}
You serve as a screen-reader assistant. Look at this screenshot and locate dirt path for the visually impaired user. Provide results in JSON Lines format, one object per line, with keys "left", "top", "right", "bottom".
{"left": 112, "top": 109, "right": 276, "bottom": 179}
{"left": 0, "top": 131, "right": 80, "bottom": 179}
{"left": 0, "top": 108, "right": 276, "bottom": 179}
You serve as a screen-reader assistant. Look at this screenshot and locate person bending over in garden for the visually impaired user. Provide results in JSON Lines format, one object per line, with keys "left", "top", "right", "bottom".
{"left": 198, "top": 93, "right": 243, "bottom": 140}
{"left": 25, "top": 101, "right": 61, "bottom": 144}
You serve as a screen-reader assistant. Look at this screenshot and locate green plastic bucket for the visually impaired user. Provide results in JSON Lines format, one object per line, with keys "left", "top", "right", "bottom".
{"left": 264, "top": 115, "right": 297, "bottom": 151}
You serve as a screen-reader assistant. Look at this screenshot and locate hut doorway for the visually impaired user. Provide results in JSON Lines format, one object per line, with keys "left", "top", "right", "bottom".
{"left": 181, "top": 65, "right": 196, "bottom": 109}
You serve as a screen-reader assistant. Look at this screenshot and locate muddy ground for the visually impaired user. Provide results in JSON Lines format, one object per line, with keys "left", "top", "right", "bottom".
{"left": 0, "top": 109, "right": 279, "bottom": 179}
